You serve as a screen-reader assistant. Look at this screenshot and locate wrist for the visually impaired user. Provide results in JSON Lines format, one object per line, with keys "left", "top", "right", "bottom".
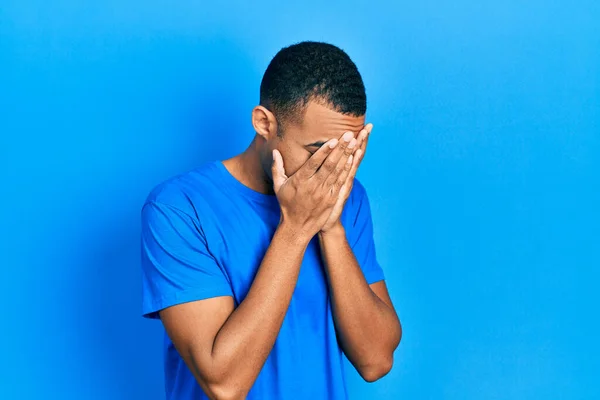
{"left": 319, "top": 222, "right": 346, "bottom": 240}
{"left": 276, "top": 220, "right": 313, "bottom": 247}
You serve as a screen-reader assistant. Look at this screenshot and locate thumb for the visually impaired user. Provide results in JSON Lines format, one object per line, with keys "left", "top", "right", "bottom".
{"left": 271, "top": 149, "right": 287, "bottom": 192}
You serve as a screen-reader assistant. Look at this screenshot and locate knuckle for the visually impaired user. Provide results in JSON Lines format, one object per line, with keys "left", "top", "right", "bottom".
{"left": 327, "top": 193, "right": 337, "bottom": 205}
{"left": 333, "top": 163, "right": 343, "bottom": 175}
{"left": 314, "top": 186, "right": 325, "bottom": 199}
{"left": 308, "top": 160, "right": 320, "bottom": 170}
{"left": 324, "top": 160, "right": 336, "bottom": 172}
{"left": 334, "top": 180, "right": 344, "bottom": 192}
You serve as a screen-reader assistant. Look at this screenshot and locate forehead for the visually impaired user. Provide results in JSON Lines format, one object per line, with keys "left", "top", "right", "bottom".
{"left": 297, "top": 101, "right": 365, "bottom": 143}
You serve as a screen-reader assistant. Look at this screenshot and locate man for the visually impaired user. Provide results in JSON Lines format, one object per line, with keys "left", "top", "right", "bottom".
{"left": 141, "top": 41, "right": 402, "bottom": 400}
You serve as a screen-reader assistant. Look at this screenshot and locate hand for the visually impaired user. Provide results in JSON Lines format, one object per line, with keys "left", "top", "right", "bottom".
{"left": 272, "top": 131, "right": 357, "bottom": 241}
{"left": 320, "top": 123, "right": 372, "bottom": 233}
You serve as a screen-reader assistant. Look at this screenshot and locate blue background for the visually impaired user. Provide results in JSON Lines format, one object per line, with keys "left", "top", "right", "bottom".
{"left": 1, "top": 1, "right": 598, "bottom": 399}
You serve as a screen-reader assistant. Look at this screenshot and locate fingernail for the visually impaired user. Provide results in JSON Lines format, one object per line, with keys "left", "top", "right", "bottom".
{"left": 342, "top": 131, "right": 353, "bottom": 142}
{"left": 347, "top": 155, "right": 353, "bottom": 164}
{"left": 348, "top": 138, "right": 357, "bottom": 149}
{"left": 329, "top": 139, "right": 338, "bottom": 148}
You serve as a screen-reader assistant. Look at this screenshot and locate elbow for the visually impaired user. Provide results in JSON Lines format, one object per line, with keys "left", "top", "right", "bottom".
{"left": 358, "top": 356, "right": 394, "bottom": 383}
{"left": 184, "top": 344, "right": 249, "bottom": 399}
{"left": 395, "top": 319, "right": 403, "bottom": 348}
{"left": 196, "top": 355, "right": 249, "bottom": 400}
{"left": 206, "top": 382, "right": 247, "bottom": 400}
{"left": 202, "top": 368, "right": 248, "bottom": 400}
{"left": 357, "top": 320, "right": 401, "bottom": 383}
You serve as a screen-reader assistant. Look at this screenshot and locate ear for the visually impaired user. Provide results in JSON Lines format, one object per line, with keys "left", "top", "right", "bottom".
{"left": 252, "top": 105, "right": 279, "bottom": 141}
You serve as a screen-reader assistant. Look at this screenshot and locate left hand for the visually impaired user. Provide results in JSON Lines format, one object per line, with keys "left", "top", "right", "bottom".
{"left": 320, "top": 123, "right": 372, "bottom": 233}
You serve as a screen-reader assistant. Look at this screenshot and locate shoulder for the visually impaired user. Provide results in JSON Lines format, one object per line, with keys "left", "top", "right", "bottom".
{"left": 143, "top": 161, "right": 220, "bottom": 219}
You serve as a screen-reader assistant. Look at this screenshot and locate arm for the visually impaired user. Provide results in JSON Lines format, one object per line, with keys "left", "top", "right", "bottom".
{"left": 160, "top": 222, "right": 309, "bottom": 400}
{"left": 318, "top": 224, "right": 401, "bottom": 382}
{"left": 318, "top": 123, "right": 401, "bottom": 382}
{"left": 152, "top": 133, "right": 356, "bottom": 399}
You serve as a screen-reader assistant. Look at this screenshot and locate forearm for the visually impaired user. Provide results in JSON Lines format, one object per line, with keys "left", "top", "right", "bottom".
{"left": 209, "top": 221, "right": 310, "bottom": 395}
{"left": 318, "top": 225, "right": 401, "bottom": 380}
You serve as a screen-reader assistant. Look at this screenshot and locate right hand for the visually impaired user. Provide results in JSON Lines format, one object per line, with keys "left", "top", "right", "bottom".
{"left": 271, "top": 131, "right": 357, "bottom": 240}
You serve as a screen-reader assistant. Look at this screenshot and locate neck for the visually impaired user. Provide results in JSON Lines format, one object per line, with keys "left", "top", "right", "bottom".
{"left": 222, "top": 136, "right": 275, "bottom": 196}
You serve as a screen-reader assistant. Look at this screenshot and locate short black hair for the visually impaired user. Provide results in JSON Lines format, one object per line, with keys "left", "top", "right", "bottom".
{"left": 260, "top": 41, "right": 366, "bottom": 136}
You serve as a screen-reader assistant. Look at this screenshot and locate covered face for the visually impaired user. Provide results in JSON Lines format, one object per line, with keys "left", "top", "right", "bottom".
{"left": 261, "top": 100, "right": 366, "bottom": 180}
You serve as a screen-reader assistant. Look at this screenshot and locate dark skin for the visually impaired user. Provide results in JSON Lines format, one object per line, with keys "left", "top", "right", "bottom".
{"left": 159, "top": 100, "right": 402, "bottom": 399}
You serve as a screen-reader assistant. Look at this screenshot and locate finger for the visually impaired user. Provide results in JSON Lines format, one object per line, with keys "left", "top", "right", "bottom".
{"left": 350, "top": 128, "right": 365, "bottom": 152}
{"left": 351, "top": 148, "right": 366, "bottom": 176}
{"left": 322, "top": 143, "right": 354, "bottom": 191}
{"left": 314, "top": 131, "right": 355, "bottom": 182}
{"left": 333, "top": 153, "right": 354, "bottom": 194}
{"left": 361, "top": 123, "right": 372, "bottom": 155}
{"left": 271, "top": 149, "right": 287, "bottom": 191}
{"left": 294, "top": 138, "right": 339, "bottom": 180}
{"left": 339, "top": 149, "right": 362, "bottom": 195}
{"left": 363, "top": 123, "right": 373, "bottom": 141}
{"left": 355, "top": 127, "right": 368, "bottom": 151}
{"left": 350, "top": 148, "right": 363, "bottom": 178}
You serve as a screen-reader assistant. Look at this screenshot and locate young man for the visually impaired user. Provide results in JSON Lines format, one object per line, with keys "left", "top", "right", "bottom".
{"left": 141, "top": 41, "right": 402, "bottom": 399}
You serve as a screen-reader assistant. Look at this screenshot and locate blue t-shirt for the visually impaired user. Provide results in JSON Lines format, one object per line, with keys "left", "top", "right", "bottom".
{"left": 141, "top": 160, "right": 385, "bottom": 399}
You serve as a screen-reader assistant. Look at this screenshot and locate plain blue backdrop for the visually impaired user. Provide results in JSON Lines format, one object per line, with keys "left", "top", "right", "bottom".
{"left": 1, "top": 1, "right": 598, "bottom": 399}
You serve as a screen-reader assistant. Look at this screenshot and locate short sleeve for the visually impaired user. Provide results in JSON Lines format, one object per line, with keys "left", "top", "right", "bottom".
{"left": 141, "top": 200, "right": 233, "bottom": 319}
{"left": 347, "top": 182, "right": 386, "bottom": 285}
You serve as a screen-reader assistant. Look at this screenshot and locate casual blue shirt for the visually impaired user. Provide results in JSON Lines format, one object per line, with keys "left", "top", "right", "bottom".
{"left": 141, "top": 160, "right": 385, "bottom": 399}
